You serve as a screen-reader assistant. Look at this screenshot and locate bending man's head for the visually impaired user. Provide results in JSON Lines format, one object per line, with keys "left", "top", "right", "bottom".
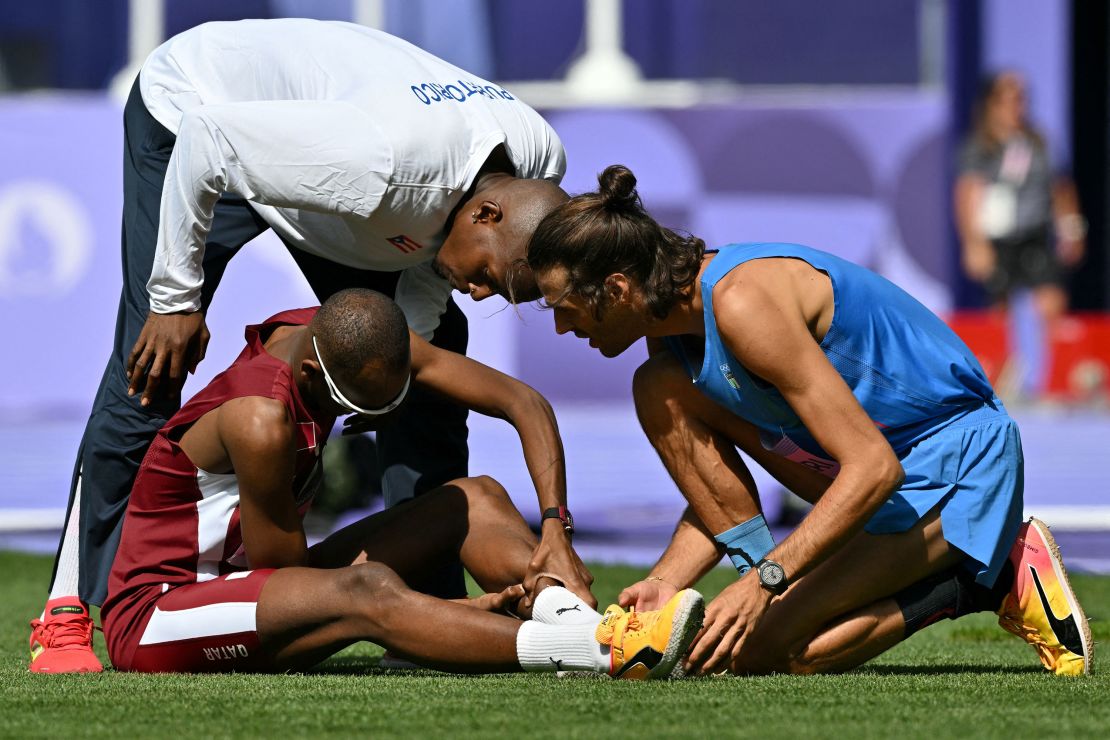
{"left": 434, "top": 175, "right": 568, "bottom": 304}
{"left": 305, "top": 288, "right": 411, "bottom": 416}
{"left": 526, "top": 165, "right": 705, "bottom": 357}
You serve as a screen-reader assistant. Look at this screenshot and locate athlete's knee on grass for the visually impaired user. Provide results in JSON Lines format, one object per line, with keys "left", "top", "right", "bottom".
{"left": 780, "top": 612, "right": 891, "bottom": 676}
{"left": 732, "top": 641, "right": 830, "bottom": 676}
{"left": 730, "top": 602, "right": 840, "bottom": 676}
{"left": 730, "top": 629, "right": 801, "bottom": 675}
{"left": 780, "top": 646, "right": 836, "bottom": 676}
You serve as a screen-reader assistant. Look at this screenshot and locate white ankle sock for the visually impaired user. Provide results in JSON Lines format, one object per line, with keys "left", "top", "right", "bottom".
{"left": 516, "top": 621, "right": 610, "bottom": 674}
{"left": 48, "top": 476, "right": 82, "bottom": 603}
{"left": 531, "top": 586, "right": 604, "bottom": 626}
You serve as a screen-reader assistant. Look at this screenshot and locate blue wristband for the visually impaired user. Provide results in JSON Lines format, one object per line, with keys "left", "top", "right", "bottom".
{"left": 714, "top": 514, "right": 776, "bottom": 576}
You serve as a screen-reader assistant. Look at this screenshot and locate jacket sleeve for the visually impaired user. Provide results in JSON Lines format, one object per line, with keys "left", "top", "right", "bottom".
{"left": 147, "top": 100, "right": 392, "bottom": 313}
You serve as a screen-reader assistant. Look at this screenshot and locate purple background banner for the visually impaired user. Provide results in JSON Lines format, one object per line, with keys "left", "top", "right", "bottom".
{"left": 0, "top": 97, "right": 125, "bottom": 415}
{"left": 0, "top": 95, "right": 317, "bottom": 418}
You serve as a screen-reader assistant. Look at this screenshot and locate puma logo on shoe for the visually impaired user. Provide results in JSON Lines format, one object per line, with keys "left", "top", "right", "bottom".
{"left": 556, "top": 605, "right": 582, "bottom": 616}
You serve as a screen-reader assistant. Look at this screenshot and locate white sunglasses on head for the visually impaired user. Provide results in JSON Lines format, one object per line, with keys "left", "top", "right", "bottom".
{"left": 311, "top": 335, "right": 410, "bottom": 415}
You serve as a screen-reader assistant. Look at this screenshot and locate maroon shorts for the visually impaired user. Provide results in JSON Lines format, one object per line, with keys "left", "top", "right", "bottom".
{"left": 106, "top": 570, "right": 276, "bottom": 673}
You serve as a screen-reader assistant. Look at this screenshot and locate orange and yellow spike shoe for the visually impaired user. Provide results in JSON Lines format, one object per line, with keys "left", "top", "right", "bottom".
{"left": 29, "top": 597, "right": 103, "bottom": 674}
{"left": 996, "top": 518, "right": 1092, "bottom": 676}
{"left": 595, "top": 589, "right": 704, "bottom": 680}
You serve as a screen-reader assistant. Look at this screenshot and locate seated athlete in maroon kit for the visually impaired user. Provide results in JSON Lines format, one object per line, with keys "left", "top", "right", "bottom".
{"left": 100, "top": 289, "right": 665, "bottom": 674}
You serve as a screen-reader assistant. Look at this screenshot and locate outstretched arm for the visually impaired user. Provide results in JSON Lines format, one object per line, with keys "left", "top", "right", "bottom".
{"left": 219, "top": 396, "right": 308, "bottom": 570}
{"left": 403, "top": 331, "right": 595, "bottom": 607}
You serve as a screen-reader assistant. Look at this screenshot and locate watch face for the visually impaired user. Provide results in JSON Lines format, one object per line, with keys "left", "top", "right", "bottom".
{"left": 761, "top": 562, "right": 785, "bottom": 586}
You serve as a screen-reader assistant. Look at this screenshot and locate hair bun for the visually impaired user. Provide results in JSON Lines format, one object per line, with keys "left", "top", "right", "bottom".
{"left": 597, "top": 165, "right": 640, "bottom": 211}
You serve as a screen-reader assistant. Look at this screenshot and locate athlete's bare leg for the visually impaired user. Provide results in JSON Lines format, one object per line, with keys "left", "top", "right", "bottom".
{"left": 257, "top": 562, "right": 524, "bottom": 672}
{"left": 633, "top": 352, "right": 833, "bottom": 533}
{"left": 256, "top": 475, "right": 537, "bottom": 671}
{"left": 306, "top": 474, "right": 536, "bottom": 593}
{"left": 634, "top": 353, "right": 964, "bottom": 674}
{"left": 731, "top": 508, "right": 963, "bottom": 674}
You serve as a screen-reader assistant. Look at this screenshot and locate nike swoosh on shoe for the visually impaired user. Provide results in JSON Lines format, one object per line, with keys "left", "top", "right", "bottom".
{"left": 1030, "top": 565, "right": 1085, "bottom": 656}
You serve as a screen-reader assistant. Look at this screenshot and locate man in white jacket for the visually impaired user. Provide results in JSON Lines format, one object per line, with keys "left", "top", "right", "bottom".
{"left": 30, "top": 19, "right": 584, "bottom": 674}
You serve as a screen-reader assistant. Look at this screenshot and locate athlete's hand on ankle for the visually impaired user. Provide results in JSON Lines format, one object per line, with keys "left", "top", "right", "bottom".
{"left": 618, "top": 577, "right": 677, "bottom": 611}
{"left": 522, "top": 528, "right": 596, "bottom": 613}
{"left": 127, "top": 311, "right": 208, "bottom": 406}
{"left": 685, "top": 574, "right": 773, "bottom": 675}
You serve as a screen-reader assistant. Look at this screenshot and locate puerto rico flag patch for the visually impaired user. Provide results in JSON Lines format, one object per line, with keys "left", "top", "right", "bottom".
{"left": 387, "top": 234, "right": 425, "bottom": 254}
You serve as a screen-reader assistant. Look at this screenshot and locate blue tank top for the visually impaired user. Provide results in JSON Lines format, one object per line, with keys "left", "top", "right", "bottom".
{"left": 665, "top": 243, "right": 997, "bottom": 472}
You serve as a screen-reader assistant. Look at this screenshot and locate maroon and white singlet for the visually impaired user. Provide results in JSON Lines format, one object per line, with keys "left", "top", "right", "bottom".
{"left": 102, "top": 308, "right": 336, "bottom": 672}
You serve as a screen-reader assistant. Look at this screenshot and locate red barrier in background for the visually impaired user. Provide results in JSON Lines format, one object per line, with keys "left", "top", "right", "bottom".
{"left": 947, "top": 312, "right": 1110, "bottom": 402}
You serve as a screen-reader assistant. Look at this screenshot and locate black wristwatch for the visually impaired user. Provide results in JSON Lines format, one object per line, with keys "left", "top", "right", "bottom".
{"left": 541, "top": 506, "right": 574, "bottom": 536}
{"left": 756, "top": 558, "right": 788, "bottom": 595}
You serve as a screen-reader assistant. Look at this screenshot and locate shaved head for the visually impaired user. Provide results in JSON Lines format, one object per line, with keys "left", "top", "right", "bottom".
{"left": 488, "top": 178, "right": 569, "bottom": 302}
{"left": 434, "top": 175, "right": 568, "bottom": 304}
{"left": 311, "top": 288, "right": 410, "bottom": 389}
{"left": 495, "top": 178, "right": 570, "bottom": 244}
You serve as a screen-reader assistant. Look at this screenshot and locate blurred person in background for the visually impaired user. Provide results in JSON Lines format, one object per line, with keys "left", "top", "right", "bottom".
{"left": 954, "top": 70, "right": 1086, "bottom": 398}
{"left": 28, "top": 18, "right": 588, "bottom": 674}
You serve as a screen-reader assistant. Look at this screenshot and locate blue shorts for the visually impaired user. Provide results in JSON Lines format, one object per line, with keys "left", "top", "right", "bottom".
{"left": 864, "top": 401, "right": 1024, "bottom": 587}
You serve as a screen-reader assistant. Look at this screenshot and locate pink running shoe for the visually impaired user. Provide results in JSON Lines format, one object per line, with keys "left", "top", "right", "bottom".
{"left": 996, "top": 518, "right": 1092, "bottom": 676}
{"left": 29, "top": 597, "right": 103, "bottom": 673}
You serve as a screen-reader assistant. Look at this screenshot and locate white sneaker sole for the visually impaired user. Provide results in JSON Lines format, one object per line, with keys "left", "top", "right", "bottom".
{"left": 655, "top": 589, "right": 705, "bottom": 680}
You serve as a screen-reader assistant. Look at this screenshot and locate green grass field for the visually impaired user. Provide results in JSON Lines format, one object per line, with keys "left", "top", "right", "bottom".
{"left": 2, "top": 550, "right": 1106, "bottom": 738}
